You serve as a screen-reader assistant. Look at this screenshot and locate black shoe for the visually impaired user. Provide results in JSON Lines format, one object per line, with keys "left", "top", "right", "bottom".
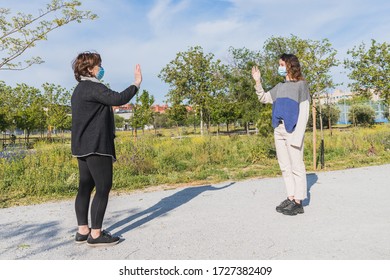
{"left": 75, "top": 230, "right": 90, "bottom": 244}
{"left": 282, "top": 201, "right": 304, "bottom": 216}
{"left": 87, "top": 230, "right": 120, "bottom": 247}
{"left": 276, "top": 198, "right": 294, "bottom": 213}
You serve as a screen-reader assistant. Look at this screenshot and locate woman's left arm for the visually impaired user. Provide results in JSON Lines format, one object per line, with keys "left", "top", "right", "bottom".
{"left": 290, "top": 100, "right": 310, "bottom": 148}
{"left": 290, "top": 82, "right": 311, "bottom": 148}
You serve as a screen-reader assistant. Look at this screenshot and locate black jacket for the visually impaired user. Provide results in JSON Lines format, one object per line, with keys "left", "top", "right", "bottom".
{"left": 71, "top": 80, "right": 138, "bottom": 160}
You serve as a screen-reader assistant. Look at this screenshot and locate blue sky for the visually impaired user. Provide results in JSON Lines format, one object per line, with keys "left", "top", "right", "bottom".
{"left": 1, "top": 0, "right": 389, "bottom": 104}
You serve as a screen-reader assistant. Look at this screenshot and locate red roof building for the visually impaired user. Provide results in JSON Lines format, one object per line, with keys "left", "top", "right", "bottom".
{"left": 151, "top": 104, "right": 169, "bottom": 113}
{"left": 112, "top": 103, "right": 133, "bottom": 113}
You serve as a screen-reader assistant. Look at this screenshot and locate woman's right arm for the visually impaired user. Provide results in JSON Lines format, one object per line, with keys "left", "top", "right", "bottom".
{"left": 252, "top": 66, "right": 273, "bottom": 104}
{"left": 92, "top": 64, "right": 142, "bottom": 106}
{"left": 94, "top": 85, "right": 138, "bottom": 106}
{"left": 254, "top": 82, "right": 273, "bottom": 104}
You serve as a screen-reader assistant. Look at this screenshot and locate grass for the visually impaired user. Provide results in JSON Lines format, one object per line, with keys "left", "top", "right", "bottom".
{"left": 1, "top": 124, "right": 390, "bottom": 208}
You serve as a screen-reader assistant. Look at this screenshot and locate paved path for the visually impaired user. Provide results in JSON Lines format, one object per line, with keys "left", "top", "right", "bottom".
{"left": 1, "top": 164, "right": 389, "bottom": 260}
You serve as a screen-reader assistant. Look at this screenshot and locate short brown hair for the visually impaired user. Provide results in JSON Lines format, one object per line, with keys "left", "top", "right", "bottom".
{"left": 72, "top": 51, "right": 102, "bottom": 82}
{"left": 280, "top": 53, "right": 304, "bottom": 81}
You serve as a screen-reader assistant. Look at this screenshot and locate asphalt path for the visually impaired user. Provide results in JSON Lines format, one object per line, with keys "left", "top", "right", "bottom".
{"left": 1, "top": 164, "right": 389, "bottom": 260}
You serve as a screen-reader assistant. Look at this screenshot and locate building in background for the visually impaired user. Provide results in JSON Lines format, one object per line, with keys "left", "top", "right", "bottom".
{"left": 317, "top": 89, "right": 388, "bottom": 124}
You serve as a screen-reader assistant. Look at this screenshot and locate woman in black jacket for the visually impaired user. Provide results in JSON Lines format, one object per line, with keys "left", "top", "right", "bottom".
{"left": 71, "top": 52, "right": 142, "bottom": 246}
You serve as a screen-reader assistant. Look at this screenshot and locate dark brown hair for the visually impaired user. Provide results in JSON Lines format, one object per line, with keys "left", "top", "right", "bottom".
{"left": 72, "top": 51, "right": 102, "bottom": 82}
{"left": 280, "top": 53, "right": 304, "bottom": 81}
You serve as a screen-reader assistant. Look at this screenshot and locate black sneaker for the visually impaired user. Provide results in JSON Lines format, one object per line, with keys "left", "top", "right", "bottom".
{"left": 276, "top": 198, "right": 294, "bottom": 213}
{"left": 75, "top": 230, "right": 90, "bottom": 244}
{"left": 87, "top": 230, "right": 120, "bottom": 247}
{"left": 282, "top": 201, "right": 304, "bottom": 216}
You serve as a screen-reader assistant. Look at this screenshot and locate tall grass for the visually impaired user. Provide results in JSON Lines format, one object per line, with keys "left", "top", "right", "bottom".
{"left": 1, "top": 124, "right": 390, "bottom": 208}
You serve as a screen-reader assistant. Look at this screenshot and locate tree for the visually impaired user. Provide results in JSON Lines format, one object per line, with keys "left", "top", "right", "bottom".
{"left": 130, "top": 90, "right": 154, "bottom": 138}
{"left": 1, "top": 0, "right": 97, "bottom": 70}
{"left": 41, "top": 83, "right": 71, "bottom": 136}
{"left": 114, "top": 114, "right": 125, "bottom": 130}
{"left": 153, "top": 112, "right": 172, "bottom": 130}
{"left": 348, "top": 104, "right": 375, "bottom": 126}
{"left": 308, "top": 103, "right": 341, "bottom": 129}
{"left": 344, "top": 40, "right": 390, "bottom": 107}
{"left": 226, "top": 47, "right": 264, "bottom": 134}
{"left": 0, "top": 81, "right": 13, "bottom": 131}
{"left": 12, "top": 84, "right": 46, "bottom": 140}
{"left": 166, "top": 103, "right": 187, "bottom": 133}
{"left": 262, "top": 35, "right": 339, "bottom": 94}
{"left": 262, "top": 35, "right": 339, "bottom": 169}
{"left": 159, "top": 46, "right": 225, "bottom": 135}
{"left": 186, "top": 110, "right": 200, "bottom": 133}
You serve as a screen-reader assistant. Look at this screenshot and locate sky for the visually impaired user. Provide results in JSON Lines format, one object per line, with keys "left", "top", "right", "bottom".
{"left": 1, "top": 0, "right": 390, "bottom": 104}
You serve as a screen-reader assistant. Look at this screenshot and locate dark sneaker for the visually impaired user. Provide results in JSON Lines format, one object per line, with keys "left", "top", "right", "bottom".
{"left": 87, "top": 230, "right": 120, "bottom": 247}
{"left": 276, "top": 198, "right": 294, "bottom": 213}
{"left": 282, "top": 201, "right": 304, "bottom": 216}
{"left": 75, "top": 230, "right": 90, "bottom": 244}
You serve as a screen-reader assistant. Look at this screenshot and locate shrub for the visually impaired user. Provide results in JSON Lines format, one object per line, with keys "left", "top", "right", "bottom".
{"left": 308, "top": 104, "right": 341, "bottom": 128}
{"left": 348, "top": 104, "right": 375, "bottom": 126}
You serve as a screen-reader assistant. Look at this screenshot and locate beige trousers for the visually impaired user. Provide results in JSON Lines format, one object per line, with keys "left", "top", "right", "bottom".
{"left": 274, "top": 123, "right": 307, "bottom": 200}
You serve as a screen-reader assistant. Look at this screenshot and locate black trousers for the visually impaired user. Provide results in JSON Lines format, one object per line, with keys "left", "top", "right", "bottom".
{"left": 75, "top": 155, "right": 113, "bottom": 229}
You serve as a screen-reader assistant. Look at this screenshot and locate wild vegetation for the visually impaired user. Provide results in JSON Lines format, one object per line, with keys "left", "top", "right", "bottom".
{"left": 1, "top": 124, "right": 390, "bottom": 208}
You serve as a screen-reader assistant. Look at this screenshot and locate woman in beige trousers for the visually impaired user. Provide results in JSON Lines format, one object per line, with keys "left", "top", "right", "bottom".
{"left": 252, "top": 53, "right": 310, "bottom": 216}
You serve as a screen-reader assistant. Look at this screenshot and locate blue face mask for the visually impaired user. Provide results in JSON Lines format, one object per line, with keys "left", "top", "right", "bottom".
{"left": 96, "top": 66, "right": 105, "bottom": 80}
{"left": 278, "top": 66, "right": 287, "bottom": 77}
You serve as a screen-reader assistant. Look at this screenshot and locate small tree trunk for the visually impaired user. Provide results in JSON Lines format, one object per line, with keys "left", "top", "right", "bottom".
{"left": 312, "top": 99, "right": 317, "bottom": 171}
{"left": 200, "top": 109, "right": 204, "bottom": 136}
{"left": 318, "top": 100, "right": 325, "bottom": 169}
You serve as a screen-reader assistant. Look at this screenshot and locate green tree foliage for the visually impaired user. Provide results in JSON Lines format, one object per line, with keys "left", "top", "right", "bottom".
{"left": 348, "top": 104, "right": 375, "bottom": 126}
{"left": 344, "top": 40, "right": 390, "bottom": 106}
{"left": 130, "top": 90, "right": 155, "bottom": 136}
{"left": 153, "top": 112, "right": 172, "bottom": 130}
{"left": 0, "top": 81, "right": 13, "bottom": 131}
{"left": 41, "top": 83, "right": 71, "bottom": 134}
{"left": 166, "top": 103, "right": 187, "bottom": 136}
{"left": 226, "top": 47, "right": 263, "bottom": 133}
{"left": 1, "top": 82, "right": 72, "bottom": 135}
{"left": 159, "top": 46, "right": 225, "bottom": 135}
{"left": 263, "top": 35, "right": 339, "bottom": 96}
{"left": 185, "top": 111, "right": 201, "bottom": 133}
{"left": 166, "top": 103, "right": 187, "bottom": 127}
{"left": 0, "top": 0, "right": 97, "bottom": 70}
{"left": 308, "top": 104, "right": 341, "bottom": 128}
{"left": 12, "top": 84, "right": 46, "bottom": 139}
{"left": 114, "top": 114, "right": 125, "bottom": 130}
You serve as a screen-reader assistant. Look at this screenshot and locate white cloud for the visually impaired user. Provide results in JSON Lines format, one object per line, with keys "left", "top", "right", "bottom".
{"left": 194, "top": 19, "right": 242, "bottom": 37}
{"left": 147, "top": 0, "right": 190, "bottom": 33}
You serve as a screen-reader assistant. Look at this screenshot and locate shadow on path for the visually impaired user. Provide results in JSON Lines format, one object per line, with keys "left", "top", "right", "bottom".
{"left": 106, "top": 182, "right": 235, "bottom": 236}
{"left": 0, "top": 221, "right": 72, "bottom": 259}
{"left": 302, "top": 173, "right": 318, "bottom": 206}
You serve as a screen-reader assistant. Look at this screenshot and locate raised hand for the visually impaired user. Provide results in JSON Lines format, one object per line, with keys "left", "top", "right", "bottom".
{"left": 251, "top": 65, "right": 261, "bottom": 83}
{"left": 134, "top": 64, "right": 142, "bottom": 88}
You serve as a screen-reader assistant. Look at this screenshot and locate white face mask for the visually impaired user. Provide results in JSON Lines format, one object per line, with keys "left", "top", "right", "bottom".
{"left": 278, "top": 66, "right": 287, "bottom": 77}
